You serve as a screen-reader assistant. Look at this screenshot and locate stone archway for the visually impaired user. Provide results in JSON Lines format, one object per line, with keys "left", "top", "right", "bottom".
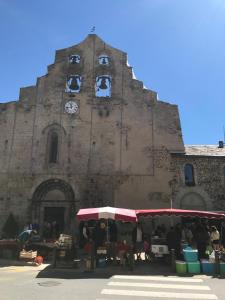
{"left": 180, "top": 192, "right": 206, "bottom": 211}
{"left": 31, "top": 179, "right": 75, "bottom": 233}
{"left": 173, "top": 186, "right": 212, "bottom": 211}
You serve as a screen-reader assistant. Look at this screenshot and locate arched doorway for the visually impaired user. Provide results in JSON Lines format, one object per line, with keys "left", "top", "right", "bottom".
{"left": 180, "top": 192, "right": 206, "bottom": 211}
{"left": 31, "top": 179, "right": 75, "bottom": 233}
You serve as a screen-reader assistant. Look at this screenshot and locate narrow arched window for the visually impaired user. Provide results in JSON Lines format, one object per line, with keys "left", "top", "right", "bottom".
{"left": 184, "top": 164, "right": 195, "bottom": 186}
{"left": 49, "top": 132, "right": 58, "bottom": 163}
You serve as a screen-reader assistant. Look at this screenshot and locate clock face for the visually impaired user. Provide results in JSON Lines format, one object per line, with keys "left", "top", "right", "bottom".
{"left": 65, "top": 101, "right": 79, "bottom": 114}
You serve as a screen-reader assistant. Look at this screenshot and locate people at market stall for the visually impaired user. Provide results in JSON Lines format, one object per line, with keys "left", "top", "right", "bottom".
{"left": 132, "top": 222, "right": 144, "bottom": 260}
{"left": 43, "top": 221, "right": 51, "bottom": 239}
{"left": 93, "top": 221, "right": 106, "bottom": 248}
{"left": 109, "top": 220, "right": 118, "bottom": 263}
{"left": 79, "top": 221, "right": 90, "bottom": 248}
{"left": 23, "top": 222, "right": 32, "bottom": 231}
{"left": 117, "top": 240, "right": 130, "bottom": 267}
{"left": 193, "top": 224, "right": 210, "bottom": 259}
{"left": 18, "top": 229, "right": 33, "bottom": 244}
{"left": 182, "top": 224, "right": 193, "bottom": 245}
{"left": 221, "top": 221, "right": 225, "bottom": 248}
{"left": 51, "top": 221, "right": 60, "bottom": 239}
{"left": 166, "top": 224, "right": 182, "bottom": 258}
{"left": 143, "top": 234, "right": 151, "bottom": 261}
{"left": 154, "top": 224, "right": 166, "bottom": 238}
{"left": 109, "top": 220, "right": 118, "bottom": 243}
{"left": 210, "top": 225, "right": 220, "bottom": 250}
{"left": 18, "top": 229, "right": 40, "bottom": 249}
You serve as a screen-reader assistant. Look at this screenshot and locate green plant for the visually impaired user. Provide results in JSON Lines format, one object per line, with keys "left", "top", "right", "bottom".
{"left": 2, "top": 213, "right": 18, "bottom": 238}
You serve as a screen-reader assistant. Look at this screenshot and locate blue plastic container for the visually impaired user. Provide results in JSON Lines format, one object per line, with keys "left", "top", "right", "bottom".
{"left": 187, "top": 261, "right": 200, "bottom": 274}
{"left": 201, "top": 260, "right": 215, "bottom": 274}
{"left": 183, "top": 249, "right": 198, "bottom": 262}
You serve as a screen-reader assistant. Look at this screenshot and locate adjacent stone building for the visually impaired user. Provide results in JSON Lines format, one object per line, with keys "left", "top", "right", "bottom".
{"left": 0, "top": 34, "right": 225, "bottom": 234}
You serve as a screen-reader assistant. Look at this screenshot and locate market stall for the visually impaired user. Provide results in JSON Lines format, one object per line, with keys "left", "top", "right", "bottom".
{"left": 76, "top": 206, "right": 137, "bottom": 269}
{"left": 135, "top": 208, "right": 225, "bottom": 268}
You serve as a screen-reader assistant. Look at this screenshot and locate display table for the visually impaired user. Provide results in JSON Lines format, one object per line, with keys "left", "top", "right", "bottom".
{"left": 0, "top": 240, "right": 19, "bottom": 259}
{"left": 96, "top": 246, "right": 107, "bottom": 267}
{"left": 151, "top": 237, "right": 169, "bottom": 257}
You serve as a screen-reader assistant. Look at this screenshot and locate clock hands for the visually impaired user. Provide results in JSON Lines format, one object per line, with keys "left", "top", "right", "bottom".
{"left": 65, "top": 101, "right": 78, "bottom": 114}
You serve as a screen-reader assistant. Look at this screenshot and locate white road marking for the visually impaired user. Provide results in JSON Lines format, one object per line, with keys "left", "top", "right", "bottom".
{"left": 108, "top": 281, "right": 210, "bottom": 290}
{"left": 101, "top": 289, "right": 218, "bottom": 299}
{"left": 113, "top": 275, "right": 203, "bottom": 283}
{"left": 0, "top": 277, "right": 14, "bottom": 282}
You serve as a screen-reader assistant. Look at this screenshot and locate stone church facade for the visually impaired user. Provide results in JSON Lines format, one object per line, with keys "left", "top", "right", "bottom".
{"left": 0, "top": 34, "right": 225, "bottom": 234}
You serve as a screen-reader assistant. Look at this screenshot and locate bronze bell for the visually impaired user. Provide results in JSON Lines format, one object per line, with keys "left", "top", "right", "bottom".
{"left": 71, "top": 57, "right": 77, "bottom": 64}
{"left": 102, "top": 57, "right": 107, "bottom": 65}
{"left": 99, "top": 77, "right": 108, "bottom": 90}
{"left": 69, "top": 77, "right": 79, "bottom": 90}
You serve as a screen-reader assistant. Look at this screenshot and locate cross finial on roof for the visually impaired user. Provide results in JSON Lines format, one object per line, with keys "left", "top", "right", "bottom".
{"left": 90, "top": 26, "right": 95, "bottom": 33}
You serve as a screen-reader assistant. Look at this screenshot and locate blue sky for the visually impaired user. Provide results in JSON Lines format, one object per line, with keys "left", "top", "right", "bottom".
{"left": 0, "top": 0, "right": 225, "bottom": 145}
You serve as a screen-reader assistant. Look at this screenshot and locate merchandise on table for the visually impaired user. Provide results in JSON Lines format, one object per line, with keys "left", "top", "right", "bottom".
{"left": 19, "top": 250, "right": 37, "bottom": 259}
{"left": 57, "top": 234, "right": 73, "bottom": 249}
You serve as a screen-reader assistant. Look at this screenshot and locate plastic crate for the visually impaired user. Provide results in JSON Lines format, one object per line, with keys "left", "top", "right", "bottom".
{"left": 201, "top": 259, "right": 215, "bottom": 274}
{"left": 220, "top": 262, "right": 225, "bottom": 275}
{"left": 187, "top": 261, "right": 200, "bottom": 274}
{"left": 183, "top": 249, "right": 198, "bottom": 262}
{"left": 176, "top": 260, "right": 187, "bottom": 274}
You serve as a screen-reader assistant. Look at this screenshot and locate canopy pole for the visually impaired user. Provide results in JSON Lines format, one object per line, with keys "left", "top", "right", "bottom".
{"left": 107, "top": 219, "right": 109, "bottom": 242}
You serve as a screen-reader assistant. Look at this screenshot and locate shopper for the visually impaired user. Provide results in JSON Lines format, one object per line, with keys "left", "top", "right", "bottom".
{"left": 109, "top": 220, "right": 118, "bottom": 243}
{"left": 210, "top": 226, "right": 220, "bottom": 250}
{"left": 166, "top": 226, "right": 181, "bottom": 258}
{"left": 132, "top": 222, "right": 143, "bottom": 260}
{"left": 93, "top": 221, "right": 106, "bottom": 248}
{"left": 221, "top": 222, "right": 225, "bottom": 248}
{"left": 194, "top": 224, "right": 210, "bottom": 259}
{"left": 182, "top": 224, "right": 193, "bottom": 245}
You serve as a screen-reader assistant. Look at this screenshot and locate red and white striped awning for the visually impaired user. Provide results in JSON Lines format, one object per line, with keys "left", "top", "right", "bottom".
{"left": 77, "top": 206, "right": 137, "bottom": 222}
{"left": 135, "top": 208, "right": 225, "bottom": 219}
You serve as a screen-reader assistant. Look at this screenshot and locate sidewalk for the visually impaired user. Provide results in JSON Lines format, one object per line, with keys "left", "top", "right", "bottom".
{"left": 0, "top": 257, "right": 174, "bottom": 277}
{"left": 1, "top": 258, "right": 218, "bottom": 280}
{"left": 42, "top": 259, "right": 175, "bottom": 278}
{"left": 0, "top": 258, "right": 51, "bottom": 271}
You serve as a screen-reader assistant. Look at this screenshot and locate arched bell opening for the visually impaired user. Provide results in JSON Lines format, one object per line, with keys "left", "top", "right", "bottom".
{"left": 95, "top": 75, "right": 111, "bottom": 97}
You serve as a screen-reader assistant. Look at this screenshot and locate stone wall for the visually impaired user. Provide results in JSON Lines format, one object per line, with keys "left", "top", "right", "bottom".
{"left": 171, "top": 154, "right": 225, "bottom": 211}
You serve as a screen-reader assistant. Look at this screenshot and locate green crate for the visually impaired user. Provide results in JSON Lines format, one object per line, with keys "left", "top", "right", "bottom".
{"left": 220, "top": 262, "right": 225, "bottom": 275}
{"left": 176, "top": 260, "right": 187, "bottom": 274}
{"left": 187, "top": 261, "right": 200, "bottom": 274}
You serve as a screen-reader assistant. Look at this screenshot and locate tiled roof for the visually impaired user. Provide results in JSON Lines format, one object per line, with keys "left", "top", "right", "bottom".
{"left": 184, "top": 145, "right": 225, "bottom": 156}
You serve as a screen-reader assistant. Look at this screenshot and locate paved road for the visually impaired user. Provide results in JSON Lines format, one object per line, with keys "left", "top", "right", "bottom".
{"left": 0, "top": 265, "right": 224, "bottom": 300}
{"left": 98, "top": 274, "right": 219, "bottom": 300}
